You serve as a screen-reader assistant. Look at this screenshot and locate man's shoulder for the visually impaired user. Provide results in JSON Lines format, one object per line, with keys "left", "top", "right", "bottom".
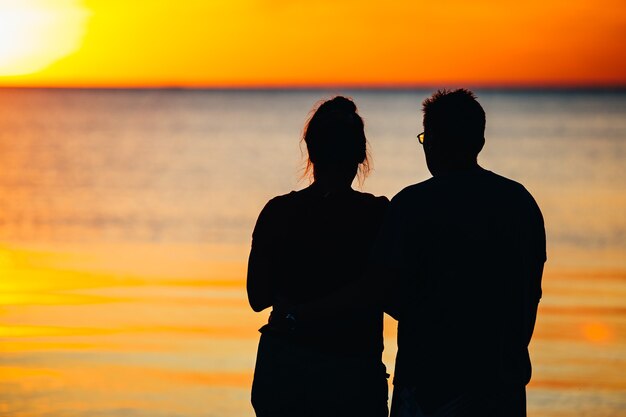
{"left": 391, "top": 170, "right": 529, "bottom": 197}
{"left": 481, "top": 171, "right": 544, "bottom": 232}
{"left": 483, "top": 170, "right": 539, "bottom": 204}
{"left": 391, "top": 178, "right": 437, "bottom": 204}
{"left": 390, "top": 170, "right": 540, "bottom": 212}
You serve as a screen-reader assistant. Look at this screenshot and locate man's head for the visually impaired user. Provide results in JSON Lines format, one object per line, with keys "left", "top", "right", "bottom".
{"left": 421, "top": 89, "right": 486, "bottom": 176}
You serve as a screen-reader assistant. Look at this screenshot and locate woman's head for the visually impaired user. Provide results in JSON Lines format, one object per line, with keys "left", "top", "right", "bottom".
{"left": 302, "top": 96, "right": 371, "bottom": 184}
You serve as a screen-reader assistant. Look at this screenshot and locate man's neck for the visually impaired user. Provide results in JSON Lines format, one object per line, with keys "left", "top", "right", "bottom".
{"left": 432, "top": 160, "right": 481, "bottom": 176}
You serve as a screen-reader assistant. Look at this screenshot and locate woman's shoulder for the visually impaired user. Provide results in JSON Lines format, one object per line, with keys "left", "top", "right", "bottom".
{"left": 261, "top": 189, "right": 388, "bottom": 217}
{"left": 260, "top": 191, "right": 298, "bottom": 213}
{"left": 351, "top": 191, "right": 390, "bottom": 214}
{"left": 253, "top": 191, "right": 298, "bottom": 238}
{"left": 352, "top": 190, "right": 389, "bottom": 204}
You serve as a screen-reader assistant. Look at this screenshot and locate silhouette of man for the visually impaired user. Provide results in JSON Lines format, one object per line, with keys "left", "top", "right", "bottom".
{"left": 376, "top": 89, "right": 546, "bottom": 417}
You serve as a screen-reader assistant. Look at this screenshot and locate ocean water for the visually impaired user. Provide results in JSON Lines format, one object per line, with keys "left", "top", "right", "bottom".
{"left": 0, "top": 88, "right": 625, "bottom": 416}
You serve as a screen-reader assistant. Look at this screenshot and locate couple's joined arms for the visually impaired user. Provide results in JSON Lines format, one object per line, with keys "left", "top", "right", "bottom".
{"left": 248, "top": 239, "right": 404, "bottom": 323}
{"left": 294, "top": 264, "right": 405, "bottom": 324}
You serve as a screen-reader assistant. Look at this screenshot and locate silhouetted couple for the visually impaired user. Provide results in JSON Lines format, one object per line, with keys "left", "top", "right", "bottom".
{"left": 247, "top": 90, "right": 546, "bottom": 417}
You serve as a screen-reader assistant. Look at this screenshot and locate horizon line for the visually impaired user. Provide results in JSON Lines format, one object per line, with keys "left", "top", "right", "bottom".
{"left": 1, "top": 83, "right": 626, "bottom": 92}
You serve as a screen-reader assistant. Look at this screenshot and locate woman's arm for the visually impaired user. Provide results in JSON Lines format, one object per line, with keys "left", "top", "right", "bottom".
{"left": 247, "top": 242, "right": 274, "bottom": 312}
{"left": 246, "top": 198, "right": 282, "bottom": 312}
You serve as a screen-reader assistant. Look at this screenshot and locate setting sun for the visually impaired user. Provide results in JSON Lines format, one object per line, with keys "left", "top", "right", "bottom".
{"left": 0, "top": 0, "right": 624, "bottom": 87}
{"left": 0, "top": 0, "right": 89, "bottom": 76}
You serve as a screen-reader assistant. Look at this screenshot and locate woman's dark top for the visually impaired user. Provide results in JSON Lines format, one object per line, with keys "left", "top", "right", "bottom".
{"left": 248, "top": 185, "right": 389, "bottom": 358}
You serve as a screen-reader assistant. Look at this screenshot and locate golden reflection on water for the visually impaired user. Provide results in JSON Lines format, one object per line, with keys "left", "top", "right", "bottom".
{"left": 581, "top": 322, "right": 613, "bottom": 344}
{"left": 1, "top": 244, "right": 626, "bottom": 416}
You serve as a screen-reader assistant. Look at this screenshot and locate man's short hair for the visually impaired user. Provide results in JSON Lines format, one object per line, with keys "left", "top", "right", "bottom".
{"left": 422, "top": 89, "right": 486, "bottom": 155}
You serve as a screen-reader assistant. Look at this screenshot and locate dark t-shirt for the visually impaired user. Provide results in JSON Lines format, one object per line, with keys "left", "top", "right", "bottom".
{"left": 250, "top": 185, "right": 389, "bottom": 357}
{"left": 373, "top": 168, "right": 546, "bottom": 404}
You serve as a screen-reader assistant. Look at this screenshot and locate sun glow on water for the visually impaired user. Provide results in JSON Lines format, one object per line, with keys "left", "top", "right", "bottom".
{"left": 582, "top": 322, "right": 613, "bottom": 344}
{"left": 0, "top": 0, "right": 90, "bottom": 76}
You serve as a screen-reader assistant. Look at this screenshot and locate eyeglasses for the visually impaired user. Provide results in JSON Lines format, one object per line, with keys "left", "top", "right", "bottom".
{"left": 417, "top": 132, "right": 425, "bottom": 145}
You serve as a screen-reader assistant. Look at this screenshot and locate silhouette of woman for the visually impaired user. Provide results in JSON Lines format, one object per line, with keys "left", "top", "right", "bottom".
{"left": 247, "top": 96, "right": 389, "bottom": 417}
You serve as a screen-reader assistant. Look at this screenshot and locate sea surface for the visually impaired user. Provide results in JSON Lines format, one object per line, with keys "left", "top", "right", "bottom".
{"left": 0, "top": 88, "right": 625, "bottom": 416}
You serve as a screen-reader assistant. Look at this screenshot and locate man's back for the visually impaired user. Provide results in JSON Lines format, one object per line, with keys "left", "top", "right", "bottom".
{"left": 379, "top": 167, "right": 546, "bottom": 412}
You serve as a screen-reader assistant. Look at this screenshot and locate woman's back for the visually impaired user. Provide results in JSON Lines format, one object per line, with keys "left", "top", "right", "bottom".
{"left": 251, "top": 185, "right": 388, "bottom": 355}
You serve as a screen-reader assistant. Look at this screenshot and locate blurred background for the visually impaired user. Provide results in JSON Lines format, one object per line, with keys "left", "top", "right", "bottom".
{"left": 0, "top": 1, "right": 625, "bottom": 416}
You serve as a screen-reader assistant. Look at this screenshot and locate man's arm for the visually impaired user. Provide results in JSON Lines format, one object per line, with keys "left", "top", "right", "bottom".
{"left": 522, "top": 191, "right": 547, "bottom": 346}
{"left": 523, "top": 262, "right": 544, "bottom": 346}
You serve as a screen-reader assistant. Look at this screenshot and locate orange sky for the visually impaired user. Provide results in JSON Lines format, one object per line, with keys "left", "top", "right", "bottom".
{"left": 0, "top": 0, "right": 625, "bottom": 87}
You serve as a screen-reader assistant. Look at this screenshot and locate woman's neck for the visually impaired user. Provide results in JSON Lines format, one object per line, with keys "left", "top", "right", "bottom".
{"left": 311, "top": 166, "right": 357, "bottom": 193}
{"left": 310, "top": 178, "right": 353, "bottom": 194}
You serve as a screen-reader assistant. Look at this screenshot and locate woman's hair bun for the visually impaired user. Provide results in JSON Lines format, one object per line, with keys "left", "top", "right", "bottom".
{"left": 324, "top": 96, "right": 357, "bottom": 114}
